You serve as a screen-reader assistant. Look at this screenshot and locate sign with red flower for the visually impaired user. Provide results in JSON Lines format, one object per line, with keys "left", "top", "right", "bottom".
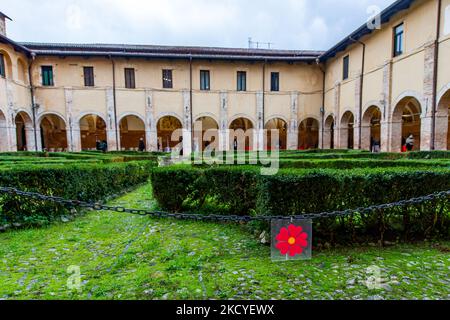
{"left": 271, "top": 220, "right": 312, "bottom": 261}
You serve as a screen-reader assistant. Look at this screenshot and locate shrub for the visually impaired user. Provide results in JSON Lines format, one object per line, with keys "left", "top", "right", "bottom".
{"left": 0, "top": 161, "right": 154, "bottom": 227}
{"left": 151, "top": 165, "right": 450, "bottom": 244}
{"left": 277, "top": 159, "right": 450, "bottom": 169}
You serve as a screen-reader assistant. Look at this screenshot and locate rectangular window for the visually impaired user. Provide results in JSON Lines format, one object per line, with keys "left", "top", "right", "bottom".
{"left": 124, "top": 68, "right": 136, "bottom": 89}
{"left": 41, "top": 66, "right": 54, "bottom": 86}
{"left": 237, "top": 71, "right": 247, "bottom": 91}
{"left": 271, "top": 72, "right": 280, "bottom": 92}
{"left": 393, "top": 23, "right": 404, "bottom": 57}
{"left": 445, "top": 5, "right": 450, "bottom": 35}
{"left": 83, "top": 67, "right": 95, "bottom": 87}
{"left": 200, "top": 70, "right": 210, "bottom": 91}
{"left": 0, "top": 54, "right": 5, "bottom": 78}
{"left": 343, "top": 55, "right": 350, "bottom": 80}
{"left": 163, "top": 69, "right": 173, "bottom": 89}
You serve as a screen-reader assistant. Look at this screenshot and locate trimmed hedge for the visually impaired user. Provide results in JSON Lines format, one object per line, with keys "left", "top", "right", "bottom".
{"left": 0, "top": 161, "right": 154, "bottom": 227}
{"left": 277, "top": 159, "right": 450, "bottom": 169}
{"left": 151, "top": 165, "right": 450, "bottom": 243}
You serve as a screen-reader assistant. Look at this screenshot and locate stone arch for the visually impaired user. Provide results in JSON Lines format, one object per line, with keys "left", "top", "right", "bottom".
{"left": 79, "top": 114, "right": 107, "bottom": 151}
{"left": 39, "top": 113, "right": 68, "bottom": 151}
{"left": 16, "top": 57, "right": 28, "bottom": 84}
{"left": 298, "top": 118, "right": 320, "bottom": 150}
{"left": 118, "top": 112, "right": 145, "bottom": 124}
{"left": 264, "top": 117, "right": 288, "bottom": 150}
{"left": 228, "top": 114, "right": 256, "bottom": 129}
{"left": 75, "top": 111, "right": 107, "bottom": 124}
{"left": 229, "top": 117, "right": 255, "bottom": 151}
{"left": 393, "top": 91, "right": 425, "bottom": 117}
{"left": 436, "top": 85, "right": 450, "bottom": 150}
{"left": 194, "top": 112, "right": 219, "bottom": 124}
{"left": 324, "top": 114, "right": 335, "bottom": 149}
{"left": 0, "top": 109, "right": 8, "bottom": 151}
{"left": 391, "top": 96, "right": 422, "bottom": 152}
{"left": 157, "top": 116, "right": 183, "bottom": 152}
{"left": 340, "top": 111, "right": 355, "bottom": 149}
{"left": 15, "top": 111, "right": 34, "bottom": 151}
{"left": 0, "top": 49, "right": 13, "bottom": 79}
{"left": 361, "top": 105, "right": 382, "bottom": 151}
{"left": 119, "top": 114, "right": 146, "bottom": 151}
{"left": 437, "top": 83, "right": 450, "bottom": 106}
{"left": 155, "top": 112, "right": 183, "bottom": 126}
{"left": 194, "top": 116, "right": 219, "bottom": 152}
{"left": 265, "top": 115, "right": 289, "bottom": 125}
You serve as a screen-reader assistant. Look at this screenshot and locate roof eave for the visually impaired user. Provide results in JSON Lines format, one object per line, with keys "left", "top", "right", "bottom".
{"left": 29, "top": 50, "right": 319, "bottom": 62}
{"left": 0, "top": 34, "right": 32, "bottom": 56}
{"left": 319, "top": 0, "right": 416, "bottom": 62}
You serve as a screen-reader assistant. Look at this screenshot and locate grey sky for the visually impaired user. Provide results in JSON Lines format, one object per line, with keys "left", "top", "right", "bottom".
{"left": 1, "top": 0, "right": 395, "bottom": 50}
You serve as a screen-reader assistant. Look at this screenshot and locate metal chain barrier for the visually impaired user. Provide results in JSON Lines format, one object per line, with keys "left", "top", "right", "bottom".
{"left": 0, "top": 186, "right": 449, "bottom": 223}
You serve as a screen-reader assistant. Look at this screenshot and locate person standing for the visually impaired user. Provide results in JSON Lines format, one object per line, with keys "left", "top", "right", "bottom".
{"left": 138, "top": 138, "right": 146, "bottom": 152}
{"left": 405, "top": 134, "right": 415, "bottom": 151}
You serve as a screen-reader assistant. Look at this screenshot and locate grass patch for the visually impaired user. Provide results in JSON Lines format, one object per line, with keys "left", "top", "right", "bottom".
{"left": 1, "top": 183, "right": 449, "bottom": 300}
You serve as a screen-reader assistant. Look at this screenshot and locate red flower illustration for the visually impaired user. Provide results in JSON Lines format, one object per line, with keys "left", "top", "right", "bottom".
{"left": 275, "top": 224, "right": 308, "bottom": 257}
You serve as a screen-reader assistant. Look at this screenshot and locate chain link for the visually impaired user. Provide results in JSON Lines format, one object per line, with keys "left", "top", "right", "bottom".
{"left": 0, "top": 186, "right": 449, "bottom": 223}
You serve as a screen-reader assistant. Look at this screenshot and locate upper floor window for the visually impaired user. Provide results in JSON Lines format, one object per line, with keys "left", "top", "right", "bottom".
{"left": 41, "top": 66, "right": 54, "bottom": 86}
{"left": 163, "top": 69, "right": 173, "bottom": 89}
{"left": 271, "top": 72, "right": 280, "bottom": 92}
{"left": 393, "top": 23, "right": 404, "bottom": 57}
{"left": 200, "top": 70, "right": 210, "bottom": 91}
{"left": 237, "top": 71, "right": 247, "bottom": 91}
{"left": 84, "top": 67, "right": 95, "bottom": 87}
{"left": 343, "top": 55, "right": 350, "bottom": 80}
{"left": 444, "top": 5, "right": 450, "bottom": 36}
{"left": 0, "top": 54, "right": 5, "bottom": 78}
{"left": 124, "top": 68, "right": 135, "bottom": 89}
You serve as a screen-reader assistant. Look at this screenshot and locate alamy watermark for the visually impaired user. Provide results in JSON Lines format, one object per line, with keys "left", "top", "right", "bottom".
{"left": 67, "top": 265, "right": 82, "bottom": 293}
{"left": 367, "top": 5, "right": 382, "bottom": 30}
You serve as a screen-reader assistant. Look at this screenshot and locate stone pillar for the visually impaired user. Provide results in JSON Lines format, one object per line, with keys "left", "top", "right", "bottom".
{"left": 145, "top": 90, "right": 158, "bottom": 151}
{"left": 64, "top": 88, "right": 77, "bottom": 152}
{"left": 421, "top": 42, "right": 437, "bottom": 151}
{"left": 256, "top": 91, "right": 265, "bottom": 151}
{"left": 182, "top": 90, "right": 192, "bottom": 156}
{"left": 287, "top": 92, "right": 299, "bottom": 150}
{"left": 5, "top": 84, "right": 16, "bottom": 152}
{"left": 106, "top": 87, "right": 118, "bottom": 151}
{"left": 390, "top": 120, "right": 403, "bottom": 152}
{"left": 72, "top": 127, "right": 81, "bottom": 152}
{"left": 380, "top": 120, "right": 390, "bottom": 152}
{"left": 219, "top": 91, "right": 229, "bottom": 152}
{"left": 354, "top": 75, "right": 362, "bottom": 149}
{"left": 381, "top": 61, "right": 392, "bottom": 152}
{"left": 435, "top": 96, "right": 450, "bottom": 150}
{"left": 24, "top": 125, "right": 36, "bottom": 152}
{"left": 333, "top": 82, "right": 341, "bottom": 149}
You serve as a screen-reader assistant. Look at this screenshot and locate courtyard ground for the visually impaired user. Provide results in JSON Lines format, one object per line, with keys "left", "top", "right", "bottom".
{"left": 0, "top": 183, "right": 449, "bottom": 300}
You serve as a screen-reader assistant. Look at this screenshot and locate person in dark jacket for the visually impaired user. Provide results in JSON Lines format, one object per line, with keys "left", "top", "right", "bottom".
{"left": 138, "top": 138, "right": 146, "bottom": 152}
{"left": 101, "top": 140, "right": 108, "bottom": 153}
{"left": 96, "top": 139, "right": 101, "bottom": 151}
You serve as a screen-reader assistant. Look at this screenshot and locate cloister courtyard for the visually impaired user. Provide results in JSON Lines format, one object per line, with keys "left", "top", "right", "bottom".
{"left": 0, "top": 149, "right": 449, "bottom": 300}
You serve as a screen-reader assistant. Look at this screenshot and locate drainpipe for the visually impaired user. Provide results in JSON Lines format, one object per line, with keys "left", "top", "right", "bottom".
{"left": 189, "top": 54, "right": 194, "bottom": 153}
{"left": 109, "top": 55, "right": 119, "bottom": 151}
{"left": 316, "top": 58, "right": 326, "bottom": 149}
{"left": 350, "top": 36, "right": 366, "bottom": 150}
{"left": 28, "top": 52, "right": 38, "bottom": 152}
{"left": 431, "top": 0, "right": 442, "bottom": 150}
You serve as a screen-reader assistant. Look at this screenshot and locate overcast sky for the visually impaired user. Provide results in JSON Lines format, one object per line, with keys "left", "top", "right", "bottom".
{"left": 2, "top": 0, "right": 395, "bottom": 50}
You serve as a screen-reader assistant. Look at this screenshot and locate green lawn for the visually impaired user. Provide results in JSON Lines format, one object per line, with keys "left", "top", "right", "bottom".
{"left": 1, "top": 183, "right": 449, "bottom": 300}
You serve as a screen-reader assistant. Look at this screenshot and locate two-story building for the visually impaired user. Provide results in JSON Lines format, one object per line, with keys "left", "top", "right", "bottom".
{"left": 0, "top": 0, "right": 449, "bottom": 154}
